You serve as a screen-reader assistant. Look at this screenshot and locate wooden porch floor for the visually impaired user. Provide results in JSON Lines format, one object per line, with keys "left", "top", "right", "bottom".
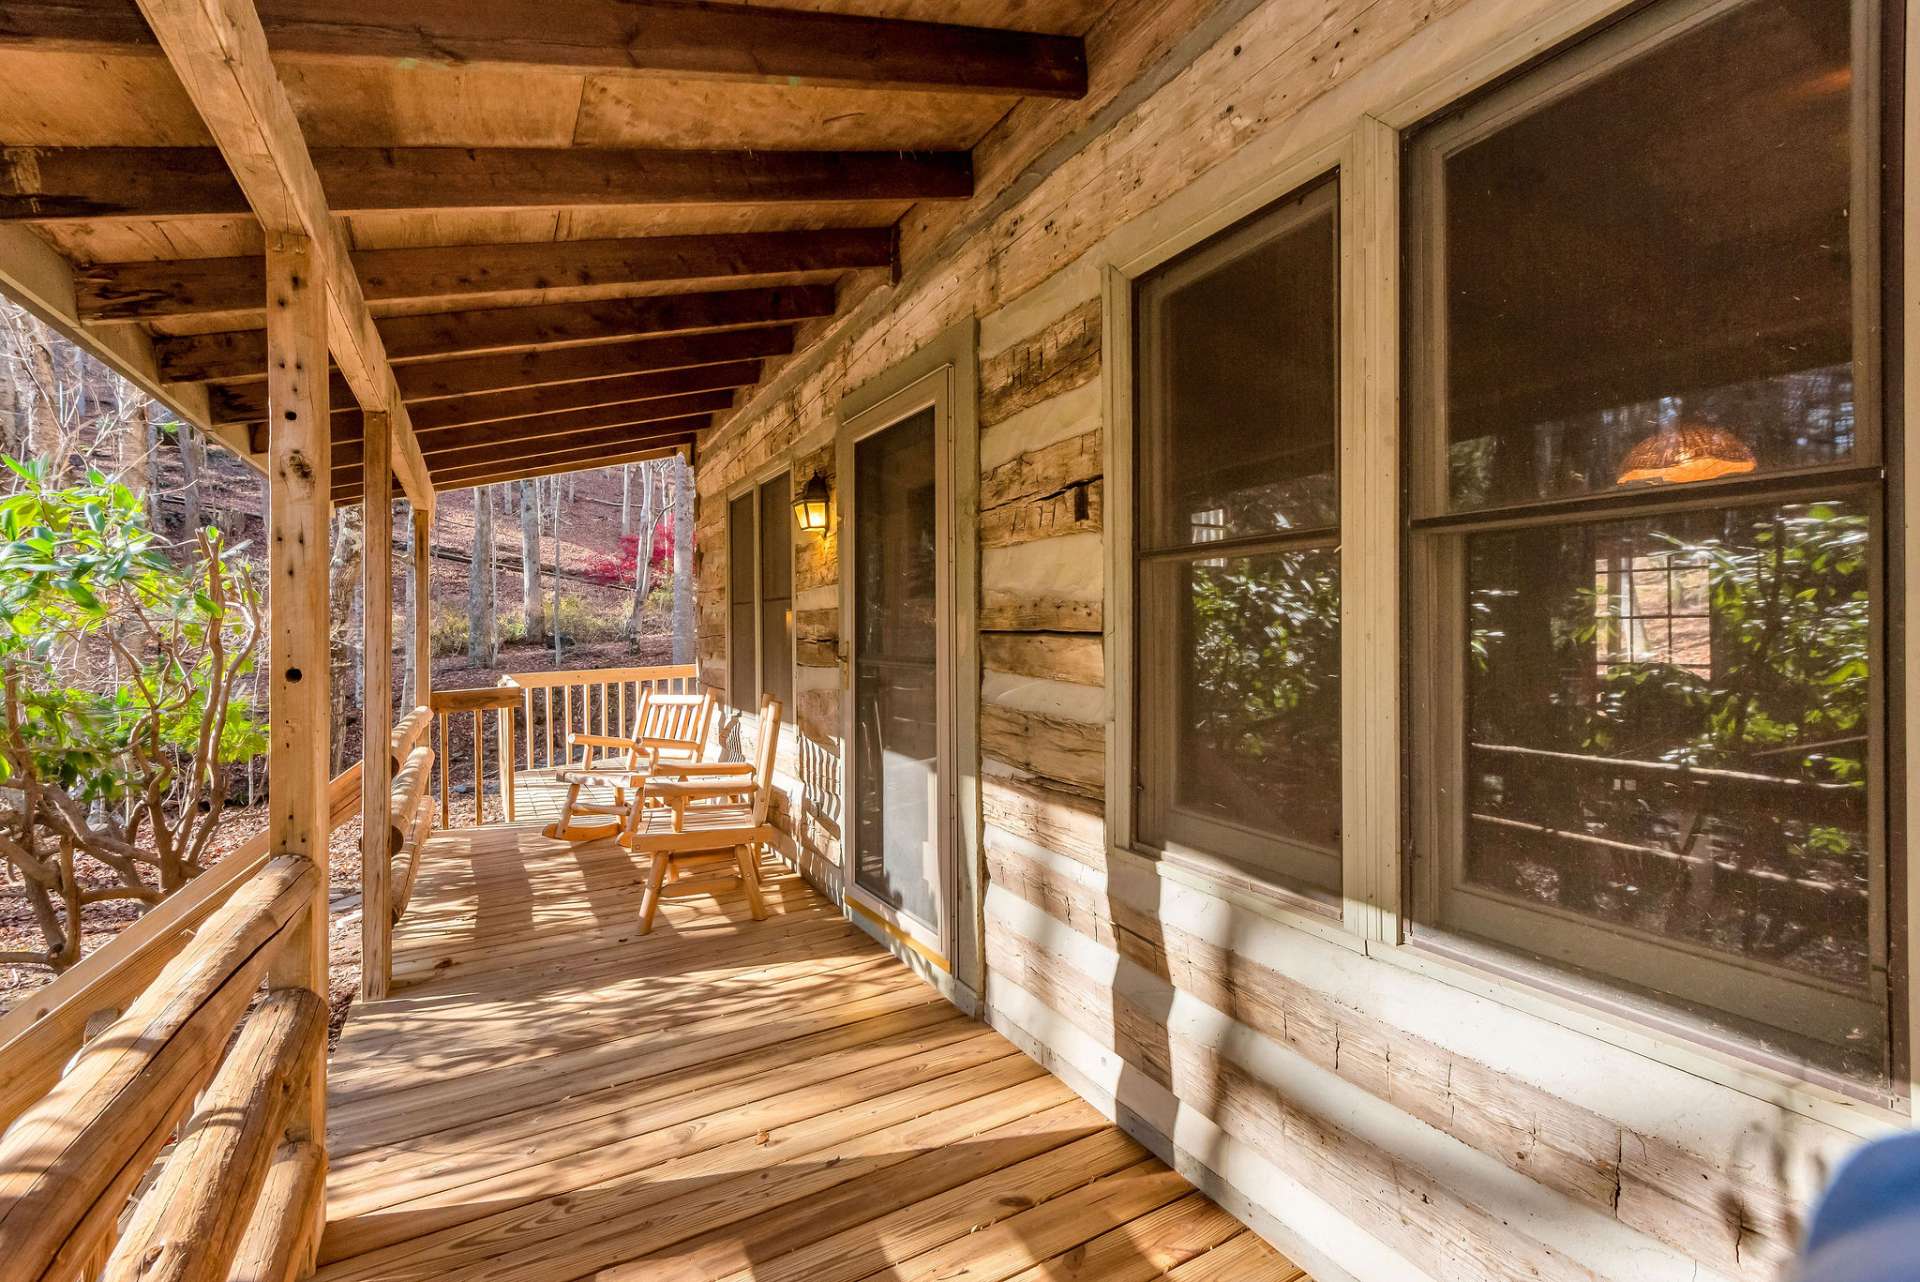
{"left": 314, "top": 785, "right": 1307, "bottom": 1281}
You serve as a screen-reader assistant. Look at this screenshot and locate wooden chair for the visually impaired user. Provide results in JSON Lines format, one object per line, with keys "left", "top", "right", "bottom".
{"left": 542, "top": 688, "right": 715, "bottom": 842}
{"left": 625, "top": 693, "right": 783, "bottom": 934}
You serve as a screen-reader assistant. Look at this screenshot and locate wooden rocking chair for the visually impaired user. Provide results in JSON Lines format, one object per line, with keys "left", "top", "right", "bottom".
{"left": 542, "top": 687, "right": 715, "bottom": 842}
{"left": 626, "top": 693, "right": 783, "bottom": 934}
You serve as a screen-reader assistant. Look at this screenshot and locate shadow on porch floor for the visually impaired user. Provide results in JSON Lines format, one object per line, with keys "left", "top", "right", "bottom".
{"left": 315, "top": 805, "right": 1307, "bottom": 1281}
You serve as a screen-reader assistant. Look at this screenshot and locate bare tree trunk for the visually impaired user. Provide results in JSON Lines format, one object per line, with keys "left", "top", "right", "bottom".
{"left": 20, "top": 314, "right": 68, "bottom": 481}
{"left": 519, "top": 478, "right": 546, "bottom": 644}
{"left": 0, "top": 323, "right": 23, "bottom": 462}
{"left": 620, "top": 464, "right": 634, "bottom": 538}
{"left": 115, "top": 385, "right": 153, "bottom": 521}
{"left": 671, "top": 455, "right": 694, "bottom": 665}
{"left": 178, "top": 422, "right": 205, "bottom": 536}
{"left": 328, "top": 504, "right": 365, "bottom": 774}
{"left": 468, "top": 487, "right": 498, "bottom": 666}
{"left": 627, "top": 460, "right": 660, "bottom": 643}
{"left": 550, "top": 477, "right": 563, "bottom": 663}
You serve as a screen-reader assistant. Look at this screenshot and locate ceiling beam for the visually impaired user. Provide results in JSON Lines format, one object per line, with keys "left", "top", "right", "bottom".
{"left": 129, "top": 0, "right": 432, "bottom": 510}
{"left": 213, "top": 325, "right": 791, "bottom": 423}
{"left": 75, "top": 228, "right": 895, "bottom": 322}
{"left": 1, "top": 0, "right": 1088, "bottom": 99}
{"left": 244, "top": 358, "right": 761, "bottom": 450}
{"left": 0, "top": 224, "right": 245, "bottom": 461}
{"left": 333, "top": 390, "right": 736, "bottom": 469}
{"left": 429, "top": 430, "right": 704, "bottom": 487}
{"left": 156, "top": 283, "right": 837, "bottom": 382}
{"left": 333, "top": 439, "right": 697, "bottom": 504}
{"left": 0, "top": 146, "right": 972, "bottom": 221}
{"left": 358, "top": 417, "right": 706, "bottom": 480}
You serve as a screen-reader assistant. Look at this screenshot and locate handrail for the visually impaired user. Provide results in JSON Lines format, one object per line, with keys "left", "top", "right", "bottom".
{"left": 0, "top": 856, "right": 321, "bottom": 1281}
{"left": 500, "top": 663, "right": 698, "bottom": 688}
{"left": 388, "top": 745, "right": 436, "bottom": 923}
{"left": 0, "top": 763, "right": 362, "bottom": 1134}
{"left": 390, "top": 705, "right": 431, "bottom": 773}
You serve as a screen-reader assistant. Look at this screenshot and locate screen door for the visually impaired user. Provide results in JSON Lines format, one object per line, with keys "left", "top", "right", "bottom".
{"left": 847, "top": 402, "right": 950, "bottom": 950}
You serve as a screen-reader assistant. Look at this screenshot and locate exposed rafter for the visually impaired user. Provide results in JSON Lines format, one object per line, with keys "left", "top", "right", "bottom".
{"left": 332, "top": 391, "right": 737, "bottom": 469}
{"left": 1, "top": 0, "right": 1087, "bottom": 98}
{"left": 213, "top": 326, "right": 793, "bottom": 424}
{"left": 129, "top": 0, "right": 432, "bottom": 509}
{"left": 244, "top": 360, "right": 762, "bottom": 450}
{"left": 75, "top": 229, "right": 896, "bottom": 322}
{"left": 0, "top": 146, "right": 973, "bottom": 221}
{"left": 333, "top": 436, "right": 698, "bottom": 504}
{"left": 156, "top": 284, "right": 837, "bottom": 382}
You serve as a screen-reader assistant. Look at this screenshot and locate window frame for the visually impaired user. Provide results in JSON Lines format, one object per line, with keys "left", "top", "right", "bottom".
{"left": 1403, "top": 0, "right": 1894, "bottom": 1089}
{"left": 1095, "top": 0, "right": 1911, "bottom": 1121}
{"left": 723, "top": 466, "right": 796, "bottom": 716}
{"left": 1103, "top": 127, "right": 1393, "bottom": 948}
{"left": 1129, "top": 176, "right": 1347, "bottom": 906}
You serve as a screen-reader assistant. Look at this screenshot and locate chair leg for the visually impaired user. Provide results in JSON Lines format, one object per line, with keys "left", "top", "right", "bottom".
{"left": 736, "top": 845, "right": 767, "bottom": 921}
{"left": 543, "top": 779, "right": 582, "bottom": 840}
{"left": 638, "top": 851, "right": 671, "bottom": 934}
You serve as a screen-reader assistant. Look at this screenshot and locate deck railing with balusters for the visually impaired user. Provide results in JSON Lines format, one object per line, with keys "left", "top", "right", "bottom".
{"left": 423, "top": 665, "right": 701, "bottom": 831}
{"left": 504, "top": 663, "right": 702, "bottom": 774}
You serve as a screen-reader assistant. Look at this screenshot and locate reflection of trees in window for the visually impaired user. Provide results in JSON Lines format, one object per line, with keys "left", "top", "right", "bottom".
{"left": 1467, "top": 503, "right": 1871, "bottom": 989}
{"left": 1178, "top": 549, "right": 1341, "bottom": 850}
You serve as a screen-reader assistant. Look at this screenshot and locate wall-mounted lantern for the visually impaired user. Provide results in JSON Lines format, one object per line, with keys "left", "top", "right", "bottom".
{"left": 793, "top": 470, "right": 831, "bottom": 533}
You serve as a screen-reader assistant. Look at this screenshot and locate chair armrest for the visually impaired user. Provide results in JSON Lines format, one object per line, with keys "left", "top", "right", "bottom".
{"left": 568, "top": 732, "right": 636, "bottom": 750}
{"left": 648, "top": 761, "right": 756, "bottom": 779}
{"left": 647, "top": 778, "right": 757, "bottom": 802}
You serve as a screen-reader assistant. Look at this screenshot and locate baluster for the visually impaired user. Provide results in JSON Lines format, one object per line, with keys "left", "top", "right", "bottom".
{"left": 543, "top": 687, "right": 554, "bottom": 769}
{"left": 472, "top": 710, "right": 484, "bottom": 825}
{"left": 438, "top": 711, "right": 450, "bottom": 828}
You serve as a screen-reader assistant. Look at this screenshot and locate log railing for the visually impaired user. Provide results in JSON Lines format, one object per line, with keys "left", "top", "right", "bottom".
{"left": 500, "top": 664, "right": 700, "bottom": 775}
{"left": 0, "top": 765, "right": 361, "bottom": 1137}
{"left": 0, "top": 765, "right": 359, "bottom": 1282}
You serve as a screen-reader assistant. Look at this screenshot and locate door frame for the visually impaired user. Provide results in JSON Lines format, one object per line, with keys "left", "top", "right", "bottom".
{"left": 835, "top": 318, "right": 982, "bottom": 1008}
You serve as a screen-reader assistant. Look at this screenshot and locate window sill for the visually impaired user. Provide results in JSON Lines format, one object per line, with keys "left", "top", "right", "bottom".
{"left": 1372, "top": 931, "right": 1909, "bottom": 1140}
{"left": 1110, "top": 841, "right": 1366, "bottom": 957}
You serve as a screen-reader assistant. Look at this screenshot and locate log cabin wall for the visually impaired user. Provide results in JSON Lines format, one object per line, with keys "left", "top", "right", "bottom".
{"left": 693, "top": 0, "right": 1911, "bottom": 1279}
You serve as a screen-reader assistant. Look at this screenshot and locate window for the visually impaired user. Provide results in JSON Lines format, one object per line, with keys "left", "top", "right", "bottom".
{"left": 1133, "top": 179, "right": 1342, "bottom": 903}
{"left": 726, "top": 472, "right": 794, "bottom": 712}
{"left": 757, "top": 475, "right": 794, "bottom": 710}
{"left": 1407, "top": 0, "right": 1890, "bottom": 1086}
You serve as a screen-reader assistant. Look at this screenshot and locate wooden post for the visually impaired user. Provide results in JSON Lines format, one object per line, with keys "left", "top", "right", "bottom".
{"left": 262, "top": 233, "right": 330, "bottom": 1248}
{"left": 497, "top": 705, "right": 516, "bottom": 822}
{"left": 412, "top": 507, "right": 431, "bottom": 706}
{"left": 360, "top": 409, "right": 394, "bottom": 1001}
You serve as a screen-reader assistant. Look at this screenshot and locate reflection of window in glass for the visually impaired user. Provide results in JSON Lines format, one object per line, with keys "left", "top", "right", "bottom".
{"left": 1592, "top": 542, "right": 1713, "bottom": 678}
{"left": 1408, "top": 0, "right": 1890, "bottom": 1090}
{"left": 726, "top": 473, "right": 794, "bottom": 714}
{"left": 1134, "top": 178, "right": 1341, "bottom": 903}
{"left": 726, "top": 492, "right": 756, "bottom": 711}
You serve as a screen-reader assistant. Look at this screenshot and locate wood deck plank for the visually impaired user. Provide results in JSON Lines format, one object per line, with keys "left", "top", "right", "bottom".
{"left": 316, "top": 814, "right": 1309, "bottom": 1280}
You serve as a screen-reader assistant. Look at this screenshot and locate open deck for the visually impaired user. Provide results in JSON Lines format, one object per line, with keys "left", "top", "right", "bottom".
{"left": 313, "top": 795, "right": 1306, "bottom": 1282}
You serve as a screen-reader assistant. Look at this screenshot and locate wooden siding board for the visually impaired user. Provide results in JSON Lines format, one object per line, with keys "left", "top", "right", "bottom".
{"left": 987, "top": 838, "right": 1799, "bottom": 1281}
{"left": 977, "top": 297, "right": 1102, "bottom": 427}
